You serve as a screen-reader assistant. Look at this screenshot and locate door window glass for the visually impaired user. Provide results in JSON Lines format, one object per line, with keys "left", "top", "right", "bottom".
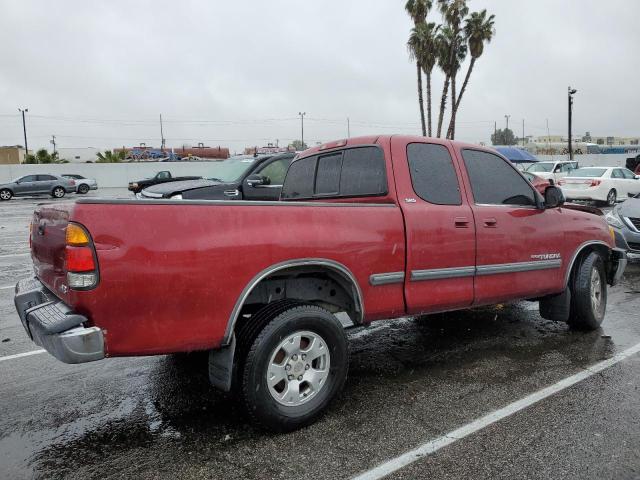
{"left": 339, "top": 147, "right": 387, "bottom": 196}
{"left": 621, "top": 169, "right": 636, "bottom": 179}
{"left": 462, "top": 149, "right": 537, "bottom": 206}
{"left": 258, "top": 158, "right": 290, "bottom": 186}
{"left": 407, "top": 143, "right": 461, "bottom": 205}
{"left": 37, "top": 175, "right": 56, "bottom": 181}
{"left": 315, "top": 153, "right": 342, "bottom": 195}
{"left": 20, "top": 175, "right": 38, "bottom": 182}
{"left": 281, "top": 156, "right": 316, "bottom": 199}
{"left": 612, "top": 169, "right": 624, "bottom": 179}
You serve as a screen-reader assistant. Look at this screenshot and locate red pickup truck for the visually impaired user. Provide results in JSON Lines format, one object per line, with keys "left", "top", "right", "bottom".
{"left": 15, "top": 135, "right": 626, "bottom": 431}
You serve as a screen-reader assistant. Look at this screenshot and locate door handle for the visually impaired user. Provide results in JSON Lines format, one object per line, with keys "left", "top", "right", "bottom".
{"left": 483, "top": 217, "right": 497, "bottom": 228}
{"left": 454, "top": 217, "right": 470, "bottom": 228}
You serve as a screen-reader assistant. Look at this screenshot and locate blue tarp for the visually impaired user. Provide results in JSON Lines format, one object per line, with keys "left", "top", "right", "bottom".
{"left": 494, "top": 146, "right": 538, "bottom": 163}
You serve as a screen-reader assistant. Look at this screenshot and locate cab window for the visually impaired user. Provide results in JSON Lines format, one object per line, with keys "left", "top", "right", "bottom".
{"left": 257, "top": 158, "right": 290, "bottom": 186}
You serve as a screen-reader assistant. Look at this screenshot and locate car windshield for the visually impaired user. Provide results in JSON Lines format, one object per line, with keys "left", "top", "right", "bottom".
{"left": 567, "top": 168, "right": 606, "bottom": 178}
{"left": 206, "top": 156, "right": 256, "bottom": 182}
{"left": 526, "top": 162, "right": 554, "bottom": 173}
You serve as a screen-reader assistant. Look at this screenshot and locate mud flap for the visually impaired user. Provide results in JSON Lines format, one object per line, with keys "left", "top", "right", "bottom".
{"left": 539, "top": 288, "right": 571, "bottom": 322}
{"left": 208, "top": 334, "right": 236, "bottom": 392}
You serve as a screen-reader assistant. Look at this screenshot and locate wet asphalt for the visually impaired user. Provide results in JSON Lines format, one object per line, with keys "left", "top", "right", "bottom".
{"left": 1, "top": 190, "right": 639, "bottom": 480}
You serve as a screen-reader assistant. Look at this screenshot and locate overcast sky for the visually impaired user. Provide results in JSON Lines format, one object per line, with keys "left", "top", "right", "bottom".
{"left": 0, "top": 0, "right": 638, "bottom": 154}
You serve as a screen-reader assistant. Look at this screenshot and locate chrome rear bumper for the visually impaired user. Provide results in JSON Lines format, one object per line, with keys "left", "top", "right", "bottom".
{"left": 14, "top": 277, "right": 104, "bottom": 364}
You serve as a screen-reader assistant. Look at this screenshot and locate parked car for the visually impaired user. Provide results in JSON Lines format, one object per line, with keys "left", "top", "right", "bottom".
{"left": 558, "top": 167, "right": 640, "bottom": 206}
{"left": 0, "top": 174, "right": 76, "bottom": 201}
{"left": 62, "top": 174, "right": 98, "bottom": 194}
{"left": 127, "top": 171, "right": 202, "bottom": 194}
{"left": 606, "top": 192, "right": 640, "bottom": 257}
{"left": 525, "top": 160, "right": 579, "bottom": 183}
{"left": 140, "top": 153, "right": 295, "bottom": 200}
{"left": 15, "top": 135, "right": 626, "bottom": 432}
{"left": 521, "top": 171, "right": 551, "bottom": 195}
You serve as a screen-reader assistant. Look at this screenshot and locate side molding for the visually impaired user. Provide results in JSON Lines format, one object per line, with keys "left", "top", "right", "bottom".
{"left": 223, "top": 258, "right": 364, "bottom": 346}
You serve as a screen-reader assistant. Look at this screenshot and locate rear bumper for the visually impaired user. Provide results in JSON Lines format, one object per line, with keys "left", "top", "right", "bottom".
{"left": 14, "top": 277, "right": 104, "bottom": 364}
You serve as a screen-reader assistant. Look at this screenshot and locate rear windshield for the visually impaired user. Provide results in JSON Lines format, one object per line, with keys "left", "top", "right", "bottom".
{"left": 567, "top": 168, "right": 606, "bottom": 178}
{"left": 526, "top": 162, "right": 553, "bottom": 172}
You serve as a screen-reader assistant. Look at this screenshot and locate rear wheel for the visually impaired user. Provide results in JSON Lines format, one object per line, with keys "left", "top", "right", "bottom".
{"left": 239, "top": 304, "right": 348, "bottom": 432}
{"left": 605, "top": 189, "right": 616, "bottom": 207}
{"left": 77, "top": 184, "right": 89, "bottom": 194}
{"left": 52, "top": 187, "right": 65, "bottom": 198}
{"left": 567, "top": 251, "right": 607, "bottom": 330}
{"left": 0, "top": 189, "right": 12, "bottom": 201}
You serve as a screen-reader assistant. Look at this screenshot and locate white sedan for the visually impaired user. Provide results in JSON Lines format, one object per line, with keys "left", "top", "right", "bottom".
{"left": 558, "top": 167, "right": 640, "bottom": 206}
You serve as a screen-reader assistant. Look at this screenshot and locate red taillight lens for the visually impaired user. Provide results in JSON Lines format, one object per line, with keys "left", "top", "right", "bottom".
{"left": 557, "top": 180, "right": 565, "bottom": 186}
{"left": 65, "top": 246, "right": 95, "bottom": 272}
{"left": 589, "top": 180, "right": 601, "bottom": 186}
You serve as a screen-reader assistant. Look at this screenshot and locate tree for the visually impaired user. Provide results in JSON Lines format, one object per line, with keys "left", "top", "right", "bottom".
{"left": 96, "top": 150, "right": 125, "bottom": 163}
{"left": 35, "top": 148, "right": 54, "bottom": 164}
{"left": 408, "top": 22, "right": 439, "bottom": 137}
{"left": 289, "top": 140, "right": 308, "bottom": 151}
{"left": 25, "top": 154, "right": 37, "bottom": 164}
{"left": 435, "top": 0, "right": 468, "bottom": 138}
{"left": 405, "top": 0, "right": 432, "bottom": 136}
{"left": 446, "top": 9, "right": 495, "bottom": 139}
{"left": 491, "top": 128, "right": 516, "bottom": 145}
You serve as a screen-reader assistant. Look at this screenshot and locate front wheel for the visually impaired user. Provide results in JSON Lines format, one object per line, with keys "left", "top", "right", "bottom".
{"left": 52, "top": 187, "right": 66, "bottom": 198}
{"left": 240, "top": 304, "right": 348, "bottom": 432}
{"left": 0, "top": 189, "right": 12, "bottom": 201}
{"left": 567, "top": 251, "right": 607, "bottom": 330}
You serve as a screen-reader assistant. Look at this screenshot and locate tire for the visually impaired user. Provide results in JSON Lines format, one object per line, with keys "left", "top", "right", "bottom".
{"left": 0, "top": 189, "right": 12, "bottom": 201}
{"left": 606, "top": 189, "right": 616, "bottom": 207}
{"left": 77, "top": 184, "right": 90, "bottom": 194}
{"left": 52, "top": 187, "right": 65, "bottom": 198}
{"left": 567, "top": 251, "right": 607, "bottom": 330}
{"left": 239, "top": 303, "right": 348, "bottom": 432}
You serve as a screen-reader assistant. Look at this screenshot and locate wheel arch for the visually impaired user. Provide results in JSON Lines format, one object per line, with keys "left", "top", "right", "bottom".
{"left": 564, "top": 240, "right": 611, "bottom": 288}
{"left": 222, "top": 258, "right": 364, "bottom": 346}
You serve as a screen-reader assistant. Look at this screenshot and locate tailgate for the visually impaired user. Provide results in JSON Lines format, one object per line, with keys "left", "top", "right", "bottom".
{"left": 30, "top": 203, "right": 73, "bottom": 297}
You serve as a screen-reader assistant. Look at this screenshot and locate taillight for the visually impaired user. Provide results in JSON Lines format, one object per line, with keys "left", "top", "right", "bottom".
{"left": 557, "top": 180, "right": 565, "bottom": 186}
{"left": 29, "top": 221, "right": 33, "bottom": 249}
{"left": 589, "top": 180, "right": 601, "bottom": 187}
{"left": 65, "top": 223, "right": 98, "bottom": 289}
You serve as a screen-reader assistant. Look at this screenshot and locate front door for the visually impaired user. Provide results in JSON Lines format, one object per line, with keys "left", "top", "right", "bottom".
{"left": 242, "top": 157, "right": 291, "bottom": 201}
{"left": 14, "top": 175, "right": 39, "bottom": 194}
{"left": 457, "top": 148, "right": 565, "bottom": 305}
{"left": 392, "top": 137, "right": 476, "bottom": 314}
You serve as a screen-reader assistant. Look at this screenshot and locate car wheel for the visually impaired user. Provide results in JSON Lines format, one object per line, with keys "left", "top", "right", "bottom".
{"left": 567, "top": 251, "right": 607, "bottom": 331}
{"left": 52, "top": 187, "right": 66, "bottom": 198}
{"left": 0, "top": 189, "right": 12, "bottom": 201}
{"left": 239, "top": 303, "right": 348, "bottom": 432}
{"left": 606, "top": 189, "right": 616, "bottom": 206}
{"left": 77, "top": 184, "right": 89, "bottom": 194}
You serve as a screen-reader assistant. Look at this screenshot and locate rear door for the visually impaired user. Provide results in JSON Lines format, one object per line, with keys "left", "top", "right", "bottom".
{"left": 457, "top": 148, "right": 565, "bottom": 305}
{"left": 621, "top": 168, "right": 640, "bottom": 196}
{"left": 391, "top": 137, "right": 475, "bottom": 313}
{"left": 36, "top": 175, "right": 57, "bottom": 193}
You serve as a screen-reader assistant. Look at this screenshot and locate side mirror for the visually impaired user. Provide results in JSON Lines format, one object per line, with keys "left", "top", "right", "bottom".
{"left": 544, "top": 185, "right": 565, "bottom": 209}
{"left": 246, "top": 174, "right": 269, "bottom": 187}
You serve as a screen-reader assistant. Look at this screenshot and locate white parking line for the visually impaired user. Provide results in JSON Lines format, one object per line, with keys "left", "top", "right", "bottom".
{"left": 0, "top": 285, "right": 13, "bottom": 290}
{"left": 0, "top": 252, "right": 29, "bottom": 258}
{"left": 0, "top": 349, "right": 46, "bottom": 363}
{"left": 352, "top": 341, "right": 640, "bottom": 480}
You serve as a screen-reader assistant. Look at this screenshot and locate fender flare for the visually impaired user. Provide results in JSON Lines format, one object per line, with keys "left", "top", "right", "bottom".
{"left": 222, "top": 258, "right": 364, "bottom": 346}
{"left": 563, "top": 240, "right": 611, "bottom": 288}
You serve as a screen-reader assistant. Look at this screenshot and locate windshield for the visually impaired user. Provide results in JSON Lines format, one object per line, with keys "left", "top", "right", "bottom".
{"left": 207, "top": 156, "right": 256, "bottom": 182}
{"left": 526, "top": 162, "right": 554, "bottom": 173}
{"left": 567, "top": 168, "right": 606, "bottom": 178}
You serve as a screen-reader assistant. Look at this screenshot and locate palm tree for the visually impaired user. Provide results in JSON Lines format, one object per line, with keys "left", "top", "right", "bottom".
{"left": 96, "top": 150, "right": 125, "bottom": 163}
{"left": 411, "top": 22, "right": 440, "bottom": 137}
{"left": 447, "top": 9, "right": 495, "bottom": 138}
{"left": 405, "top": 0, "right": 432, "bottom": 136}
{"left": 435, "top": 0, "right": 468, "bottom": 138}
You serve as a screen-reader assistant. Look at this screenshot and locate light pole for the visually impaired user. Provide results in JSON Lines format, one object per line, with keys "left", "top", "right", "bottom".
{"left": 504, "top": 114, "right": 510, "bottom": 131}
{"left": 568, "top": 87, "right": 577, "bottom": 160}
{"left": 298, "top": 112, "right": 306, "bottom": 148}
{"left": 18, "top": 108, "right": 29, "bottom": 159}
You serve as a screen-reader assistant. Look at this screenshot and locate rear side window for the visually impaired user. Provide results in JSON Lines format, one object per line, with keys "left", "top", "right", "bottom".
{"left": 282, "top": 146, "right": 387, "bottom": 200}
{"left": 462, "top": 149, "right": 536, "bottom": 206}
{"left": 281, "top": 157, "right": 315, "bottom": 198}
{"left": 37, "top": 175, "right": 57, "bottom": 181}
{"left": 407, "top": 143, "right": 461, "bottom": 205}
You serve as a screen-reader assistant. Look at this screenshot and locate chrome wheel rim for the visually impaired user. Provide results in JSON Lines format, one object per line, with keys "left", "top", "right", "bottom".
{"left": 0, "top": 191, "right": 9, "bottom": 200}
{"left": 590, "top": 268, "right": 603, "bottom": 315}
{"left": 607, "top": 191, "right": 615, "bottom": 205}
{"left": 266, "top": 330, "right": 330, "bottom": 407}
{"left": 54, "top": 188, "right": 64, "bottom": 197}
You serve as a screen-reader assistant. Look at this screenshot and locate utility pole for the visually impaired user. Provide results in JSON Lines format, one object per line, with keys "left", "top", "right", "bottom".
{"left": 50, "top": 135, "right": 56, "bottom": 154}
{"left": 159, "top": 114, "right": 166, "bottom": 151}
{"left": 504, "top": 114, "right": 510, "bottom": 131}
{"left": 347, "top": 117, "right": 351, "bottom": 138}
{"left": 522, "top": 119, "right": 525, "bottom": 147}
{"left": 494, "top": 121, "right": 497, "bottom": 144}
{"left": 298, "top": 112, "right": 306, "bottom": 148}
{"left": 568, "top": 87, "right": 577, "bottom": 160}
{"left": 18, "top": 108, "right": 29, "bottom": 158}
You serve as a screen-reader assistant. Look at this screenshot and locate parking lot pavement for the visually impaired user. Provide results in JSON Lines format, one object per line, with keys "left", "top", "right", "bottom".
{"left": 1, "top": 193, "right": 640, "bottom": 480}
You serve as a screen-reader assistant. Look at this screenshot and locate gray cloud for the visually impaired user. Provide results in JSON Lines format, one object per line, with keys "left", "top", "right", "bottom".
{"left": 0, "top": 0, "right": 638, "bottom": 153}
